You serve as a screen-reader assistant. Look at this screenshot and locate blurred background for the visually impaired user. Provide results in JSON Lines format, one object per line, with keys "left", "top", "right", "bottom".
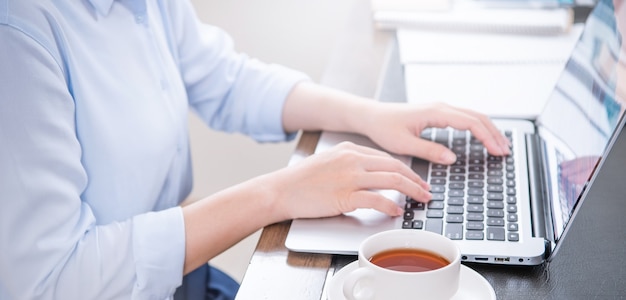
{"left": 188, "top": 0, "right": 358, "bottom": 283}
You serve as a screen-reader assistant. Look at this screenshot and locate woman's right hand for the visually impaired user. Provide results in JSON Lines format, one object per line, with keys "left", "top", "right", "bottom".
{"left": 266, "top": 141, "right": 431, "bottom": 220}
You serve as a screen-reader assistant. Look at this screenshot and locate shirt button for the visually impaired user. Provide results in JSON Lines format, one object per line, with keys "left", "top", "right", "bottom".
{"left": 135, "top": 14, "right": 145, "bottom": 23}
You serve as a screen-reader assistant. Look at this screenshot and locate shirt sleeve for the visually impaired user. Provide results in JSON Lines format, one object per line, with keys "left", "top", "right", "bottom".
{"left": 0, "top": 25, "right": 185, "bottom": 300}
{"left": 165, "top": 0, "right": 311, "bottom": 142}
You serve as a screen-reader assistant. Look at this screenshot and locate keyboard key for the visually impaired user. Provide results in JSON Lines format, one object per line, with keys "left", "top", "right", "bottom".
{"left": 487, "top": 185, "right": 504, "bottom": 192}
{"left": 508, "top": 233, "right": 520, "bottom": 241}
{"left": 487, "top": 218, "right": 505, "bottom": 226}
{"left": 425, "top": 219, "right": 443, "bottom": 234}
{"left": 487, "top": 209, "right": 505, "bottom": 218}
{"left": 467, "top": 205, "right": 484, "bottom": 213}
{"left": 432, "top": 164, "right": 447, "bottom": 170}
{"left": 487, "top": 177, "right": 503, "bottom": 185}
{"left": 431, "top": 171, "right": 447, "bottom": 177}
{"left": 426, "top": 210, "right": 444, "bottom": 218}
{"left": 487, "top": 201, "right": 504, "bottom": 209}
{"left": 468, "top": 174, "right": 485, "bottom": 180}
{"left": 450, "top": 175, "right": 465, "bottom": 182}
{"left": 434, "top": 129, "right": 449, "bottom": 145}
{"left": 427, "top": 201, "right": 444, "bottom": 209}
{"left": 467, "top": 213, "right": 484, "bottom": 221}
{"left": 466, "top": 221, "right": 484, "bottom": 230}
{"left": 487, "top": 193, "right": 504, "bottom": 201}
{"left": 466, "top": 231, "right": 484, "bottom": 240}
{"left": 405, "top": 200, "right": 425, "bottom": 211}
{"left": 467, "top": 196, "right": 484, "bottom": 204}
{"left": 468, "top": 166, "right": 485, "bottom": 173}
{"left": 468, "top": 181, "right": 484, "bottom": 188}
{"left": 412, "top": 220, "right": 424, "bottom": 229}
{"left": 431, "top": 193, "right": 445, "bottom": 201}
{"left": 448, "top": 190, "right": 464, "bottom": 197}
{"left": 445, "top": 224, "right": 463, "bottom": 240}
{"left": 487, "top": 228, "right": 506, "bottom": 241}
{"left": 447, "top": 206, "right": 464, "bottom": 214}
{"left": 507, "top": 205, "right": 517, "bottom": 213}
{"left": 430, "top": 185, "right": 445, "bottom": 193}
{"left": 508, "top": 223, "right": 518, "bottom": 231}
{"left": 450, "top": 167, "right": 465, "bottom": 174}
{"left": 448, "top": 182, "right": 464, "bottom": 189}
{"left": 431, "top": 178, "right": 446, "bottom": 185}
{"left": 467, "top": 188, "right": 484, "bottom": 196}
{"left": 447, "top": 197, "right": 464, "bottom": 206}
{"left": 446, "top": 215, "right": 464, "bottom": 223}
{"left": 487, "top": 162, "right": 502, "bottom": 170}
{"left": 402, "top": 220, "right": 412, "bottom": 229}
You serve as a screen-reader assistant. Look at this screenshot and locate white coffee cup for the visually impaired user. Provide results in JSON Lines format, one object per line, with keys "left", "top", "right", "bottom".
{"left": 342, "top": 229, "right": 461, "bottom": 300}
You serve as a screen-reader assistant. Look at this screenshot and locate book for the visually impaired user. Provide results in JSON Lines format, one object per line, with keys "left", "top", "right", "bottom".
{"left": 374, "top": 7, "right": 574, "bottom": 35}
{"left": 371, "top": 0, "right": 452, "bottom": 12}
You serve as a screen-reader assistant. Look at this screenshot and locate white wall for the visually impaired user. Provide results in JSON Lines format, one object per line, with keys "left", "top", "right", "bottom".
{"left": 187, "top": 0, "right": 357, "bottom": 282}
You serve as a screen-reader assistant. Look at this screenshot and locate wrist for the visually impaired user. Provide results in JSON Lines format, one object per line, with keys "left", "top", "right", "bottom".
{"left": 344, "top": 100, "right": 383, "bottom": 136}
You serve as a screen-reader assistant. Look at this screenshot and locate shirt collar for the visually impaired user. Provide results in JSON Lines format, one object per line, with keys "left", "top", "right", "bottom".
{"left": 89, "top": 0, "right": 115, "bottom": 16}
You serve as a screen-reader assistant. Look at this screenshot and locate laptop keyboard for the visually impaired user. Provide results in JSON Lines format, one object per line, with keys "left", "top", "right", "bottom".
{"left": 402, "top": 128, "right": 519, "bottom": 242}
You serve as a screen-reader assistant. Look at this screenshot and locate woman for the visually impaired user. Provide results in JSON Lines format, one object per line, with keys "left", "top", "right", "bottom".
{"left": 0, "top": 0, "right": 510, "bottom": 299}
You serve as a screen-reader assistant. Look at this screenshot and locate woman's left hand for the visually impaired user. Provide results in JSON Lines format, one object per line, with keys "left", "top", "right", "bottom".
{"left": 358, "top": 102, "right": 511, "bottom": 165}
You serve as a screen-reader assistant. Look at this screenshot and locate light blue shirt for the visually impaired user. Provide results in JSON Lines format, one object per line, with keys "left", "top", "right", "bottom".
{"left": 0, "top": 0, "right": 308, "bottom": 299}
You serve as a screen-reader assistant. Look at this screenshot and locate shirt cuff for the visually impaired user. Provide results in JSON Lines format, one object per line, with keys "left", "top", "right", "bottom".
{"left": 131, "top": 206, "right": 185, "bottom": 299}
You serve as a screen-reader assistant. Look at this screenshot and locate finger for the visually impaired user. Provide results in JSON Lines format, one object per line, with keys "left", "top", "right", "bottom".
{"left": 333, "top": 141, "right": 394, "bottom": 158}
{"left": 359, "top": 155, "right": 429, "bottom": 188}
{"left": 356, "top": 171, "right": 432, "bottom": 203}
{"left": 347, "top": 190, "right": 404, "bottom": 216}
{"left": 455, "top": 107, "right": 511, "bottom": 155}
{"left": 423, "top": 105, "right": 510, "bottom": 156}
{"left": 402, "top": 137, "right": 458, "bottom": 165}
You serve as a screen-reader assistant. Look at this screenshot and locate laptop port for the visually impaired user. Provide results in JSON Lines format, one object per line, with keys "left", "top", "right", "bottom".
{"left": 474, "top": 257, "right": 489, "bottom": 261}
{"left": 495, "top": 257, "right": 511, "bottom": 262}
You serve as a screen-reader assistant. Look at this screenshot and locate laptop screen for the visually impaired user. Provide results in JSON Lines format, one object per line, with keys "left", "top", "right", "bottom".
{"left": 535, "top": 0, "right": 625, "bottom": 242}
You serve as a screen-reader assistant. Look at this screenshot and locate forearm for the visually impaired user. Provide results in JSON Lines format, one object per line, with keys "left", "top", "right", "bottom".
{"left": 282, "top": 81, "right": 376, "bottom": 134}
{"left": 181, "top": 173, "right": 285, "bottom": 274}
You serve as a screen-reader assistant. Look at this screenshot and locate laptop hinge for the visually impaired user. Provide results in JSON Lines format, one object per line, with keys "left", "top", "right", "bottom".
{"left": 525, "top": 133, "right": 554, "bottom": 246}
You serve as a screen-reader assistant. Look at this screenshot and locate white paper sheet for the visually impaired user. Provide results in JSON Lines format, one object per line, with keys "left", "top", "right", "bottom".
{"left": 399, "top": 24, "right": 584, "bottom": 118}
{"left": 397, "top": 24, "right": 583, "bottom": 64}
{"left": 404, "top": 63, "right": 566, "bottom": 119}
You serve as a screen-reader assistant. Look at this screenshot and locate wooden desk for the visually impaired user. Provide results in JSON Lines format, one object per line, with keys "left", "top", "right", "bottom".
{"left": 235, "top": 2, "right": 626, "bottom": 299}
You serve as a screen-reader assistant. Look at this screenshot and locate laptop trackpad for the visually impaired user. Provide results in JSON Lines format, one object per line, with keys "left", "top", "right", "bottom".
{"left": 285, "top": 190, "right": 403, "bottom": 255}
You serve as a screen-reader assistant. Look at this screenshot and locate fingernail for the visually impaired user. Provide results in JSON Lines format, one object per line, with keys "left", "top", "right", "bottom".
{"left": 500, "top": 145, "right": 510, "bottom": 156}
{"left": 440, "top": 151, "right": 457, "bottom": 164}
{"left": 396, "top": 207, "right": 404, "bottom": 216}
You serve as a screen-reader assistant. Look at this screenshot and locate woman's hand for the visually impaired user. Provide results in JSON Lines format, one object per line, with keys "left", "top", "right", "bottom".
{"left": 357, "top": 102, "right": 511, "bottom": 165}
{"left": 283, "top": 83, "right": 510, "bottom": 166}
{"left": 268, "top": 142, "right": 431, "bottom": 219}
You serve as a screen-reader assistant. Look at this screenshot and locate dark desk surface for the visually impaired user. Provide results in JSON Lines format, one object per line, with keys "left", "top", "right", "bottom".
{"left": 235, "top": 2, "right": 626, "bottom": 299}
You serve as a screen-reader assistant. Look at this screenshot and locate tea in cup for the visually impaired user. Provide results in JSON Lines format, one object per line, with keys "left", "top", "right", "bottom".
{"left": 342, "top": 229, "right": 461, "bottom": 300}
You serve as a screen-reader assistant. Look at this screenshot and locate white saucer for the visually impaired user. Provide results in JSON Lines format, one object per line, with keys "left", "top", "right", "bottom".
{"left": 326, "top": 261, "right": 496, "bottom": 300}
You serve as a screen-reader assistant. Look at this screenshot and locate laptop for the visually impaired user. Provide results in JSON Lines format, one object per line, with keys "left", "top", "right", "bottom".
{"left": 285, "top": 0, "right": 625, "bottom": 265}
